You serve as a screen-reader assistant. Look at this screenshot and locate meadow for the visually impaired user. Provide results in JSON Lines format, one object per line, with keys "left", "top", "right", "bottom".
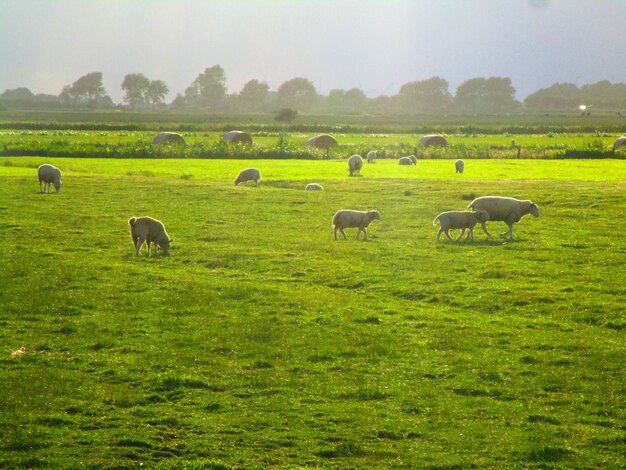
{"left": 0, "top": 157, "right": 625, "bottom": 468}
{"left": 1, "top": 129, "right": 624, "bottom": 160}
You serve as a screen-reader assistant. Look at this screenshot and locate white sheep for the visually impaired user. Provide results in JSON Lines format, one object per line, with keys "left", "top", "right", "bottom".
{"left": 468, "top": 196, "right": 539, "bottom": 239}
{"left": 408, "top": 155, "right": 417, "bottom": 165}
{"left": 398, "top": 157, "right": 415, "bottom": 166}
{"left": 433, "top": 210, "right": 489, "bottom": 241}
{"left": 128, "top": 216, "right": 173, "bottom": 256}
{"left": 332, "top": 209, "right": 381, "bottom": 240}
{"left": 305, "top": 183, "right": 323, "bottom": 191}
{"left": 455, "top": 159, "right": 465, "bottom": 174}
{"left": 367, "top": 150, "right": 377, "bottom": 163}
{"left": 37, "top": 164, "right": 62, "bottom": 193}
{"left": 234, "top": 168, "right": 261, "bottom": 186}
{"left": 348, "top": 154, "right": 363, "bottom": 176}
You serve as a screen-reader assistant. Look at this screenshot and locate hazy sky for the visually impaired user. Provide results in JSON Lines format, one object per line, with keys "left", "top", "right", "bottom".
{"left": 1, "top": 0, "right": 624, "bottom": 103}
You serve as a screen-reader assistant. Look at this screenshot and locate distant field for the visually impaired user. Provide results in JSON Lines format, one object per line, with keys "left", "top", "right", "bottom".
{"left": 1, "top": 129, "right": 624, "bottom": 159}
{"left": 0, "top": 158, "right": 624, "bottom": 468}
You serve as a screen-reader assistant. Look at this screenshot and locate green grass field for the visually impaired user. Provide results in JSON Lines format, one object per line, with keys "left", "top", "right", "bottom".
{"left": 2, "top": 129, "right": 624, "bottom": 160}
{"left": 1, "top": 157, "right": 625, "bottom": 468}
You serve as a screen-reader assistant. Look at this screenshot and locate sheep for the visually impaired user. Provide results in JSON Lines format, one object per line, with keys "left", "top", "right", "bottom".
{"left": 348, "top": 154, "right": 363, "bottom": 176}
{"left": 332, "top": 209, "right": 381, "bottom": 240}
{"left": 455, "top": 159, "right": 465, "bottom": 174}
{"left": 468, "top": 196, "right": 539, "bottom": 240}
{"left": 398, "top": 156, "right": 414, "bottom": 166}
{"left": 37, "top": 164, "right": 62, "bottom": 193}
{"left": 128, "top": 216, "right": 173, "bottom": 256}
{"left": 305, "top": 183, "right": 323, "bottom": 191}
{"left": 367, "top": 150, "right": 377, "bottom": 163}
{"left": 433, "top": 210, "right": 489, "bottom": 242}
{"left": 408, "top": 155, "right": 417, "bottom": 165}
{"left": 234, "top": 168, "right": 261, "bottom": 186}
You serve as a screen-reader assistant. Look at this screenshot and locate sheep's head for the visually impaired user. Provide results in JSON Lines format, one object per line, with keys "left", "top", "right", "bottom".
{"left": 161, "top": 238, "right": 173, "bottom": 254}
{"left": 368, "top": 210, "right": 382, "bottom": 222}
{"left": 54, "top": 180, "right": 62, "bottom": 193}
{"left": 528, "top": 202, "right": 539, "bottom": 217}
{"left": 476, "top": 209, "right": 489, "bottom": 223}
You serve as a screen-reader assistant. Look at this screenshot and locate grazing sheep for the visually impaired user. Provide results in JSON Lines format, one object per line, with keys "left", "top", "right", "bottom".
{"left": 234, "top": 168, "right": 261, "bottom": 186}
{"left": 348, "top": 155, "right": 364, "bottom": 176}
{"left": 128, "top": 216, "right": 173, "bottom": 256}
{"left": 433, "top": 210, "right": 489, "bottom": 242}
{"left": 468, "top": 196, "right": 539, "bottom": 240}
{"left": 408, "top": 155, "right": 417, "bottom": 165}
{"left": 305, "top": 183, "right": 323, "bottom": 191}
{"left": 332, "top": 209, "right": 381, "bottom": 240}
{"left": 398, "top": 157, "right": 414, "bottom": 166}
{"left": 37, "top": 164, "right": 62, "bottom": 193}
{"left": 367, "top": 150, "right": 377, "bottom": 163}
{"left": 455, "top": 159, "right": 465, "bottom": 174}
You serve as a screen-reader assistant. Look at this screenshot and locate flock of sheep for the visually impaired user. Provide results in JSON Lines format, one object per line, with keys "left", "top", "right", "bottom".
{"left": 37, "top": 155, "right": 539, "bottom": 256}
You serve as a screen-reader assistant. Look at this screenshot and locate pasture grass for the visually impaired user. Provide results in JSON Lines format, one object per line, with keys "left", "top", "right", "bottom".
{"left": 1, "top": 130, "right": 624, "bottom": 160}
{"left": 0, "top": 158, "right": 624, "bottom": 468}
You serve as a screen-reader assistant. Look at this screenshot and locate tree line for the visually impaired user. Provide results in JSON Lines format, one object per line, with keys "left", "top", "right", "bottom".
{"left": 2, "top": 65, "right": 625, "bottom": 115}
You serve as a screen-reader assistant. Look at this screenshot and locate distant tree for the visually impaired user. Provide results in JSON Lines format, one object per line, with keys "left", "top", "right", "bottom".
{"left": 398, "top": 77, "right": 451, "bottom": 113}
{"left": 59, "top": 85, "right": 74, "bottom": 105}
{"left": 1, "top": 87, "right": 35, "bottom": 101}
{"left": 275, "top": 108, "right": 298, "bottom": 122}
{"left": 524, "top": 82, "right": 581, "bottom": 110}
{"left": 343, "top": 88, "right": 368, "bottom": 112}
{"left": 121, "top": 73, "right": 151, "bottom": 108}
{"left": 73, "top": 72, "right": 107, "bottom": 106}
{"left": 454, "top": 78, "right": 484, "bottom": 112}
{"left": 454, "top": 77, "right": 517, "bottom": 113}
{"left": 60, "top": 72, "right": 110, "bottom": 107}
{"left": 368, "top": 95, "right": 399, "bottom": 115}
{"left": 170, "top": 93, "right": 186, "bottom": 109}
{"left": 277, "top": 77, "right": 317, "bottom": 111}
{"left": 183, "top": 65, "right": 227, "bottom": 109}
{"left": 484, "top": 77, "right": 518, "bottom": 112}
{"left": 238, "top": 79, "right": 270, "bottom": 111}
{"left": 326, "top": 89, "right": 346, "bottom": 111}
{"left": 146, "top": 80, "right": 169, "bottom": 109}
{"left": 581, "top": 80, "right": 626, "bottom": 108}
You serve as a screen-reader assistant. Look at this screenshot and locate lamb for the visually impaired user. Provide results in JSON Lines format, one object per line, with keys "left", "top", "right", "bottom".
{"left": 332, "top": 209, "right": 381, "bottom": 240}
{"left": 348, "top": 154, "right": 363, "bottom": 176}
{"left": 128, "top": 216, "right": 173, "bottom": 256}
{"left": 305, "top": 183, "right": 323, "bottom": 191}
{"left": 468, "top": 196, "right": 539, "bottom": 240}
{"left": 398, "top": 156, "right": 415, "bottom": 166}
{"left": 367, "top": 150, "right": 377, "bottom": 163}
{"left": 455, "top": 159, "right": 465, "bottom": 174}
{"left": 408, "top": 155, "right": 417, "bottom": 165}
{"left": 37, "top": 164, "right": 62, "bottom": 193}
{"left": 234, "top": 168, "right": 261, "bottom": 186}
{"left": 433, "top": 210, "right": 489, "bottom": 242}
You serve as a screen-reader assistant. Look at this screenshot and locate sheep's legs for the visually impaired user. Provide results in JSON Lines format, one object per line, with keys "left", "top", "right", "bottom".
{"left": 135, "top": 237, "right": 145, "bottom": 256}
{"left": 500, "top": 223, "right": 514, "bottom": 239}
{"left": 360, "top": 228, "right": 369, "bottom": 240}
{"left": 39, "top": 180, "right": 43, "bottom": 193}
{"left": 480, "top": 222, "right": 492, "bottom": 238}
{"left": 437, "top": 228, "right": 445, "bottom": 241}
{"left": 334, "top": 227, "right": 347, "bottom": 240}
{"left": 456, "top": 229, "right": 466, "bottom": 240}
